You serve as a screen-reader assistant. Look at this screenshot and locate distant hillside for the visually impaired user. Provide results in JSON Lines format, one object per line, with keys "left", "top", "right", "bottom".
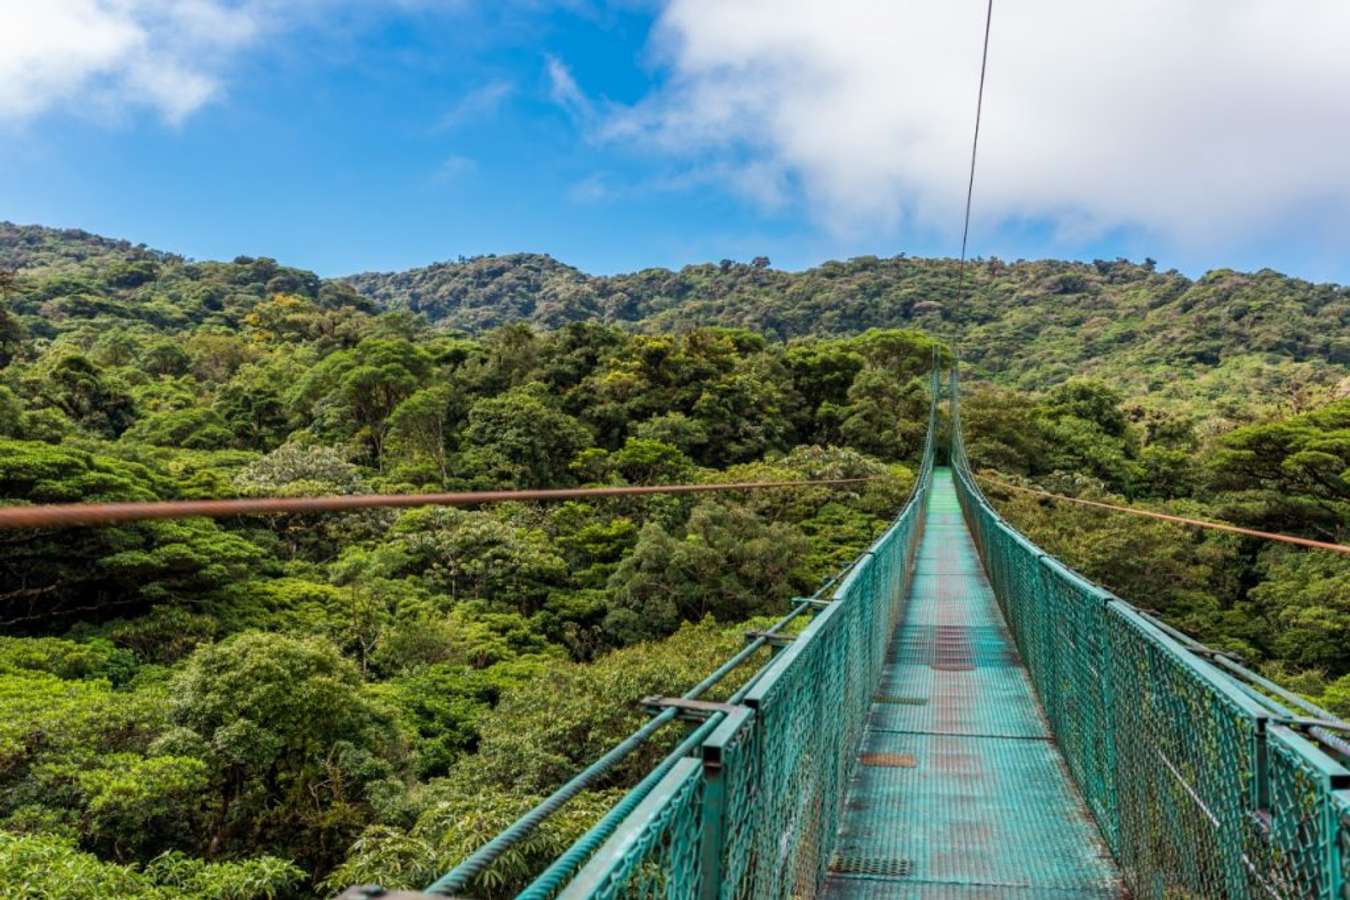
{"left": 345, "top": 251, "right": 1350, "bottom": 403}
{"left": 0, "top": 222, "right": 372, "bottom": 336}
{"left": 4, "top": 222, "right": 1347, "bottom": 409}
{"left": 0, "top": 221, "right": 176, "bottom": 272}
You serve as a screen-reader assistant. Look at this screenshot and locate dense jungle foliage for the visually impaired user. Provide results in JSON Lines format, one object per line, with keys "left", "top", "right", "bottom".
{"left": 343, "top": 243, "right": 1350, "bottom": 415}
{"left": 0, "top": 222, "right": 1347, "bottom": 897}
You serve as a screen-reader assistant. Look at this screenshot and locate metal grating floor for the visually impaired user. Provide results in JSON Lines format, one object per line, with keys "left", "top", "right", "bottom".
{"left": 823, "top": 469, "right": 1123, "bottom": 899}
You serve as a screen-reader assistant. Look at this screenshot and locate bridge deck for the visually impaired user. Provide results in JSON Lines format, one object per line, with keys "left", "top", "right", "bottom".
{"left": 823, "top": 468, "right": 1123, "bottom": 898}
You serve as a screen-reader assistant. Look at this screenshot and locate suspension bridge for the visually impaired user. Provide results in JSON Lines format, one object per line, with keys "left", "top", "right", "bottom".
{"left": 4, "top": 0, "right": 1343, "bottom": 896}
{"left": 3, "top": 357, "right": 1346, "bottom": 897}
{"left": 330, "top": 364, "right": 1348, "bottom": 900}
{"left": 7, "top": 5, "right": 1348, "bottom": 881}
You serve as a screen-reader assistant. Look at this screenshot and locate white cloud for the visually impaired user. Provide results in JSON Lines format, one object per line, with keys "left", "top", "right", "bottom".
{"left": 545, "top": 54, "right": 593, "bottom": 124}
{"left": 614, "top": 0, "right": 1350, "bottom": 251}
{"left": 438, "top": 79, "right": 515, "bottom": 129}
{"left": 0, "top": 0, "right": 305, "bottom": 125}
{"left": 568, "top": 161, "right": 787, "bottom": 209}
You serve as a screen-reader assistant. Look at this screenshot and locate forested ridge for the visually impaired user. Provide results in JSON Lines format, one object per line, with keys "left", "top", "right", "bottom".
{"left": 0, "top": 221, "right": 1348, "bottom": 897}
{"left": 343, "top": 243, "right": 1350, "bottom": 413}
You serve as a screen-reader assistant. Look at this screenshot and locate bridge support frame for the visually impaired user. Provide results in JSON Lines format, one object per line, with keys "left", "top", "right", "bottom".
{"left": 699, "top": 706, "right": 754, "bottom": 900}
{"left": 639, "top": 696, "right": 741, "bottom": 721}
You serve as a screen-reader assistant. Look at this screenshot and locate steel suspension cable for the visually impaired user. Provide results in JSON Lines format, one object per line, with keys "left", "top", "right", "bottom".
{"left": 977, "top": 473, "right": 1350, "bottom": 555}
{"left": 0, "top": 477, "right": 881, "bottom": 530}
{"left": 952, "top": 0, "right": 995, "bottom": 346}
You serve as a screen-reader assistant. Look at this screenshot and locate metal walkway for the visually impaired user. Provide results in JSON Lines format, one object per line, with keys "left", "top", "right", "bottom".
{"left": 823, "top": 468, "right": 1123, "bottom": 898}
{"left": 418, "top": 369, "right": 1350, "bottom": 900}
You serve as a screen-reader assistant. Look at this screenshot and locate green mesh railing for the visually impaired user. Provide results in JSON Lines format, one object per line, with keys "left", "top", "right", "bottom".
{"left": 546, "top": 364, "right": 942, "bottom": 900}
{"left": 949, "top": 364, "right": 1350, "bottom": 900}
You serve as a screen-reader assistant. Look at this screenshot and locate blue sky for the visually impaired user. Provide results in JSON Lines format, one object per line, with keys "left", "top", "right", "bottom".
{"left": 3, "top": 1, "right": 1349, "bottom": 282}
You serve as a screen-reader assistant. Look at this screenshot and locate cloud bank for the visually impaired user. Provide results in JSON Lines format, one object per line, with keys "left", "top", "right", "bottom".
{"left": 0, "top": 0, "right": 310, "bottom": 124}
{"left": 615, "top": 0, "right": 1350, "bottom": 250}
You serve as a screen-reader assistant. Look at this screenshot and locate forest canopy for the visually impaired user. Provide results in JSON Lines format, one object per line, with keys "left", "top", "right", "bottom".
{"left": 0, "top": 222, "right": 1347, "bottom": 897}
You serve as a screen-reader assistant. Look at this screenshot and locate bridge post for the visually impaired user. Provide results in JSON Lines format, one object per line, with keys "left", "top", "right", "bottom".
{"left": 699, "top": 754, "right": 728, "bottom": 900}
{"left": 699, "top": 706, "right": 753, "bottom": 900}
{"left": 1335, "top": 794, "right": 1350, "bottom": 899}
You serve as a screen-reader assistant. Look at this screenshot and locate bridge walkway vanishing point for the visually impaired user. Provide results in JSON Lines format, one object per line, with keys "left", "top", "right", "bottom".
{"left": 412, "top": 364, "right": 1350, "bottom": 900}
{"left": 822, "top": 468, "right": 1122, "bottom": 898}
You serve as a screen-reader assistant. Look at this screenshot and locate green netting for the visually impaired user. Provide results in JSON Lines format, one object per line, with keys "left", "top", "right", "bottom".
{"left": 557, "top": 366, "right": 940, "bottom": 900}
{"left": 1266, "top": 726, "right": 1349, "bottom": 898}
{"left": 1337, "top": 791, "right": 1350, "bottom": 894}
{"left": 549, "top": 362, "right": 1349, "bottom": 900}
{"left": 948, "top": 365, "right": 1350, "bottom": 900}
{"left": 561, "top": 758, "right": 706, "bottom": 900}
{"left": 727, "top": 499, "right": 920, "bottom": 899}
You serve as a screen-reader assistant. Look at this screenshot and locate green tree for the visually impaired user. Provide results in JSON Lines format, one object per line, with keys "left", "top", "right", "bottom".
{"left": 122, "top": 407, "right": 233, "bottom": 450}
{"left": 839, "top": 368, "right": 929, "bottom": 460}
{"left": 0, "top": 288, "right": 25, "bottom": 368}
{"left": 213, "top": 356, "right": 304, "bottom": 450}
{"left": 0, "top": 385, "right": 21, "bottom": 436}
{"left": 604, "top": 437, "right": 695, "bottom": 485}
{"left": 387, "top": 385, "right": 456, "bottom": 485}
{"left": 1209, "top": 398, "right": 1350, "bottom": 541}
{"left": 292, "top": 338, "right": 433, "bottom": 468}
{"left": 392, "top": 507, "right": 567, "bottom": 611}
{"left": 27, "top": 353, "right": 136, "bottom": 437}
{"left": 0, "top": 832, "right": 305, "bottom": 899}
{"left": 233, "top": 443, "right": 383, "bottom": 560}
{"left": 1043, "top": 380, "right": 1129, "bottom": 437}
{"left": 959, "top": 383, "right": 1052, "bottom": 474}
{"left": 169, "top": 632, "right": 404, "bottom": 876}
{"left": 604, "top": 500, "right": 811, "bottom": 643}
{"left": 460, "top": 384, "right": 591, "bottom": 488}
{"left": 784, "top": 339, "right": 864, "bottom": 443}
{"left": 1249, "top": 547, "right": 1350, "bottom": 672}
{"left": 0, "top": 441, "right": 261, "bottom": 622}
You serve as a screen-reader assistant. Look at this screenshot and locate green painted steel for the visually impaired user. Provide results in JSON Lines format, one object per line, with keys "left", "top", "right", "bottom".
{"left": 555, "top": 365, "right": 942, "bottom": 899}
{"left": 486, "top": 362, "right": 1350, "bottom": 900}
{"left": 949, "top": 365, "right": 1350, "bottom": 900}
{"left": 822, "top": 468, "right": 1122, "bottom": 897}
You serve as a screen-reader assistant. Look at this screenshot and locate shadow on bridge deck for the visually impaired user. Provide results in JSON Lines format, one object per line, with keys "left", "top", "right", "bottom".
{"left": 822, "top": 468, "right": 1124, "bottom": 899}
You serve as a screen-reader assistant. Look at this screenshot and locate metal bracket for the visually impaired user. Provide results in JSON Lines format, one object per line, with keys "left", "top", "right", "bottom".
{"left": 1138, "top": 608, "right": 1246, "bottom": 664}
{"left": 641, "top": 696, "right": 741, "bottom": 721}
{"left": 333, "top": 886, "right": 453, "bottom": 900}
{"left": 745, "top": 630, "right": 796, "bottom": 647}
{"left": 1272, "top": 715, "right": 1350, "bottom": 736}
{"left": 1192, "top": 646, "right": 1247, "bottom": 664}
{"left": 790, "top": 595, "right": 831, "bottom": 609}
{"left": 1269, "top": 716, "right": 1350, "bottom": 767}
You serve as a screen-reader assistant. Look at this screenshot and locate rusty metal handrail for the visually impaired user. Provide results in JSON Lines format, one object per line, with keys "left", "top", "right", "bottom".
{"left": 0, "top": 478, "right": 881, "bottom": 529}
